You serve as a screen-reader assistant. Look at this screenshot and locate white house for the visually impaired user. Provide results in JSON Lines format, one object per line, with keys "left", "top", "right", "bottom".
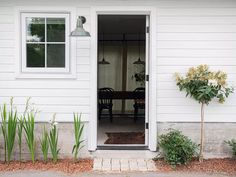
{"left": 0, "top": 0, "right": 236, "bottom": 158}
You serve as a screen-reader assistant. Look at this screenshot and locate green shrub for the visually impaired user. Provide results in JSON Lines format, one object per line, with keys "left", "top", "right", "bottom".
{"left": 40, "top": 126, "right": 49, "bottom": 162}
{"left": 225, "top": 139, "right": 236, "bottom": 157}
{"left": 72, "top": 113, "right": 84, "bottom": 161}
{"left": 158, "top": 129, "right": 198, "bottom": 166}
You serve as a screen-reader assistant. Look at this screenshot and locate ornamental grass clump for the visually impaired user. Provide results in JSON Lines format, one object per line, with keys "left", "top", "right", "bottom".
{"left": 1, "top": 98, "right": 18, "bottom": 163}
{"left": 17, "top": 117, "right": 24, "bottom": 162}
{"left": 72, "top": 113, "right": 84, "bottom": 162}
{"left": 40, "top": 126, "right": 49, "bottom": 162}
{"left": 159, "top": 129, "right": 198, "bottom": 167}
{"left": 175, "top": 65, "right": 234, "bottom": 162}
{"left": 23, "top": 111, "right": 36, "bottom": 163}
{"left": 48, "top": 114, "right": 60, "bottom": 163}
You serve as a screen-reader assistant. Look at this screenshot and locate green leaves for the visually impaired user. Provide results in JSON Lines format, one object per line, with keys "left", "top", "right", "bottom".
{"left": 23, "top": 112, "right": 36, "bottom": 163}
{"left": 40, "top": 126, "right": 49, "bottom": 162}
{"left": 225, "top": 139, "right": 236, "bottom": 157}
{"left": 18, "top": 117, "right": 24, "bottom": 162}
{"left": 49, "top": 125, "right": 60, "bottom": 163}
{"left": 1, "top": 99, "right": 18, "bottom": 163}
{"left": 72, "top": 113, "right": 84, "bottom": 161}
{"left": 175, "top": 65, "right": 233, "bottom": 104}
{"left": 158, "top": 129, "right": 198, "bottom": 167}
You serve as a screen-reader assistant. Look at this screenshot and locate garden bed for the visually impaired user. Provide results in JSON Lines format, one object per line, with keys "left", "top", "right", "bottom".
{"left": 0, "top": 159, "right": 93, "bottom": 174}
{"left": 155, "top": 158, "right": 236, "bottom": 175}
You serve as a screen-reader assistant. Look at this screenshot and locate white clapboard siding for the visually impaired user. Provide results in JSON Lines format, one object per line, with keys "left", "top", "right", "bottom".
{"left": 0, "top": 88, "right": 91, "bottom": 97}
{"left": 157, "top": 33, "right": 236, "bottom": 41}
{"left": 157, "top": 65, "right": 236, "bottom": 74}
{"left": 0, "top": 0, "right": 236, "bottom": 124}
{"left": 157, "top": 41, "right": 236, "bottom": 49}
{"left": 157, "top": 8, "right": 236, "bottom": 16}
{"left": 157, "top": 73, "right": 236, "bottom": 82}
{"left": 158, "top": 16, "right": 236, "bottom": 25}
{"left": 157, "top": 57, "right": 236, "bottom": 66}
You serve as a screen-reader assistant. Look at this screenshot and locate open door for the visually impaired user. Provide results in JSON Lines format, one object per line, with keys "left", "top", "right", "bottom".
{"left": 97, "top": 15, "right": 149, "bottom": 149}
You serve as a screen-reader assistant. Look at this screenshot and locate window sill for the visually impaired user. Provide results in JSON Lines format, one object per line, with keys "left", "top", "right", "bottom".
{"left": 15, "top": 72, "right": 77, "bottom": 79}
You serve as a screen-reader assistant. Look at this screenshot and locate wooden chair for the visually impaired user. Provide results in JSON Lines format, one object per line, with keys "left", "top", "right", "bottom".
{"left": 133, "top": 87, "right": 145, "bottom": 122}
{"left": 98, "top": 87, "right": 114, "bottom": 122}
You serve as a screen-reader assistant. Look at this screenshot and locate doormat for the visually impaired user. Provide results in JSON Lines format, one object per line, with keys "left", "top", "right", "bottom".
{"left": 104, "top": 132, "right": 145, "bottom": 144}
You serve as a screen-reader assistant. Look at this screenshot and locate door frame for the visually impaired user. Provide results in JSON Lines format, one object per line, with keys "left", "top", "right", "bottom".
{"left": 89, "top": 6, "right": 157, "bottom": 151}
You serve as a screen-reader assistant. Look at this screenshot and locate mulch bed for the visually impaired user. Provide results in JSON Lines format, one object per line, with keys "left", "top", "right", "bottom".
{"left": 155, "top": 158, "right": 236, "bottom": 175}
{"left": 104, "top": 132, "right": 145, "bottom": 144}
{"left": 0, "top": 159, "right": 93, "bottom": 174}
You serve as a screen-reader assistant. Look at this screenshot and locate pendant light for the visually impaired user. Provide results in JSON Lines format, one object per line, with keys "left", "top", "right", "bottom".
{"left": 133, "top": 33, "right": 145, "bottom": 65}
{"left": 98, "top": 33, "right": 110, "bottom": 65}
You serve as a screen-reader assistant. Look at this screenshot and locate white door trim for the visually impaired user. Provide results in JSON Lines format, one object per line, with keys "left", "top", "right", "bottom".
{"left": 89, "top": 6, "right": 157, "bottom": 151}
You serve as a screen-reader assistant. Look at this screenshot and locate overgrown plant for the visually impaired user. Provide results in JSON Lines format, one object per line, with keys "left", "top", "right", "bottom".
{"left": 1, "top": 98, "right": 18, "bottom": 163}
{"left": 48, "top": 114, "right": 60, "bottom": 163}
{"left": 17, "top": 117, "right": 24, "bottom": 162}
{"left": 23, "top": 111, "right": 36, "bottom": 163}
{"left": 158, "top": 129, "right": 198, "bottom": 167}
{"left": 72, "top": 113, "right": 84, "bottom": 161}
{"left": 175, "top": 65, "right": 234, "bottom": 162}
{"left": 18, "top": 97, "right": 31, "bottom": 162}
{"left": 225, "top": 139, "right": 236, "bottom": 157}
{"left": 40, "top": 126, "right": 49, "bottom": 162}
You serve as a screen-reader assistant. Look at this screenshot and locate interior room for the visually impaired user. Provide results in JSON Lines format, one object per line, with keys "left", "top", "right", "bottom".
{"left": 97, "top": 15, "right": 147, "bottom": 147}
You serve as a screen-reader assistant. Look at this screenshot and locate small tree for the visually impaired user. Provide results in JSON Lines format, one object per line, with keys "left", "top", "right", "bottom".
{"left": 175, "top": 65, "right": 234, "bottom": 162}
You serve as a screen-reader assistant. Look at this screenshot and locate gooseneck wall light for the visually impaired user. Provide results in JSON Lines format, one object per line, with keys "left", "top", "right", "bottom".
{"left": 70, "top": 16, "right": 90, "bottom": 37}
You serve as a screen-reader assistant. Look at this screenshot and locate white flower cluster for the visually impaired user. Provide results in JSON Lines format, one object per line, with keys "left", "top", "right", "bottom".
{"left": 208, "top": 79, "right": 218, "bottom": 86}
{"left": 48, "top": 113, "right": 58, "bottom": 127}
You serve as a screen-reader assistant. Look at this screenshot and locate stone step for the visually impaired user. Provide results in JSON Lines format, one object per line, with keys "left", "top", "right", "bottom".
{"left": 93, "top": 158, "right": 156, "bottom": 172}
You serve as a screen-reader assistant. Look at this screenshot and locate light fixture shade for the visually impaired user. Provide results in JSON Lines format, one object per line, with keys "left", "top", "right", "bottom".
{"left": 98, "top": 58, "right": 110, "bottom": 65}
{"left": 70, "top": 16, "right": 90, "bottom": 37}
{"left": 133, "top": 58, "right": 145, "bottom": 65}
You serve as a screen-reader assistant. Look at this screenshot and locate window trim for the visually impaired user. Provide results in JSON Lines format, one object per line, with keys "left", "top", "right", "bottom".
{"left": 15, "top": 7, "right": 77, "bottom": 79}
{"left": 21, "top": 13, "right": 70, "bottom": 73}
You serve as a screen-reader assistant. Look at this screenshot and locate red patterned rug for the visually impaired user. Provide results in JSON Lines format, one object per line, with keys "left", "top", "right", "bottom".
{"left": 104, "top": 132, "right": 145, "bottom": 144}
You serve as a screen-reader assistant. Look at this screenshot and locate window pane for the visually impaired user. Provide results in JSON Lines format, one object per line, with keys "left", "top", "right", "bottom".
{"left": 26, "top": 18, "right": 45, "bottom": 42}
{"left": 27, "top": 44, "right": 45, "bottom": 67}
{"left": 47, "top": 44, "right": 65, "bottom": 67}
{"left": 47, "top": 18, "right": 65, "bottom": 42}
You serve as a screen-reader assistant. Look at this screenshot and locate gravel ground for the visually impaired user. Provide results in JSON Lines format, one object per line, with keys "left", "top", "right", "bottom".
{"left": 0, "top": 171, "right": 232, "bottom": 177}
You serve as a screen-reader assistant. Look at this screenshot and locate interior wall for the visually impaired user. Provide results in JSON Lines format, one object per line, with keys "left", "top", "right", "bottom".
{"left": 98, "top": 43, "right": 145, "bottom": 111}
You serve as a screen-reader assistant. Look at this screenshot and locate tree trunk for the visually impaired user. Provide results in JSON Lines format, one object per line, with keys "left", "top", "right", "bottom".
{"left": 199, "top": 102, "right": 205, "bottom": 162}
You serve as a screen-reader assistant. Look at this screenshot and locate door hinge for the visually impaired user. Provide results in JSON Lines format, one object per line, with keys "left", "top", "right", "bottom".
{"left": 145, "top": 75, "right": 149, "bottom": 81}
{"left": 146, "top": 26, "right": 150, "bottom": 33}
{"left": 145, "top": 123, "right": 149, "bottom": 129}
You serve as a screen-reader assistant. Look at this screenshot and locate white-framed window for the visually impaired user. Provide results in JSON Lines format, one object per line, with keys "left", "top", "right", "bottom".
{"left": 21, "top": 13, "right": 70, "bottom": 73}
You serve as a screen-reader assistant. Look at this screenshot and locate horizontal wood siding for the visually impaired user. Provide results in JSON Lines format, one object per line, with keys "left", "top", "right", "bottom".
{"left": 0, "top": 0, "right": 235, "bottom": 123}
{"left": 156, "top": 2, "right": 236, "bottom": 122}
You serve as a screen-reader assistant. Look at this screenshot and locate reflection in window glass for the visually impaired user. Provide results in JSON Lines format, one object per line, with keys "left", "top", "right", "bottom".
{"left": 27, "top": 44, "right": 45, "bottom": 67}
{"left": 26, "top": 18, "right": 45, "bottom": 42}
{"left": 47, "top": 44, "right": 65, "bottom": 67}
{"left": 47, "top": 18, "right": 65, "bottom": 42}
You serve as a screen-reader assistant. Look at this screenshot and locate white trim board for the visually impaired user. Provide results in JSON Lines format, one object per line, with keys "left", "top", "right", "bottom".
{"left": 89, "top": 6, "right": 157, "bottom": 152}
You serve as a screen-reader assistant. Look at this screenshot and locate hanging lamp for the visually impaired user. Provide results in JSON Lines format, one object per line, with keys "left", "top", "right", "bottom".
{"left": 98, "top": 33, "right": 110, "bottom": 65}
{"left": 133, "top": 33, "right": 145, "bottom": 65}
